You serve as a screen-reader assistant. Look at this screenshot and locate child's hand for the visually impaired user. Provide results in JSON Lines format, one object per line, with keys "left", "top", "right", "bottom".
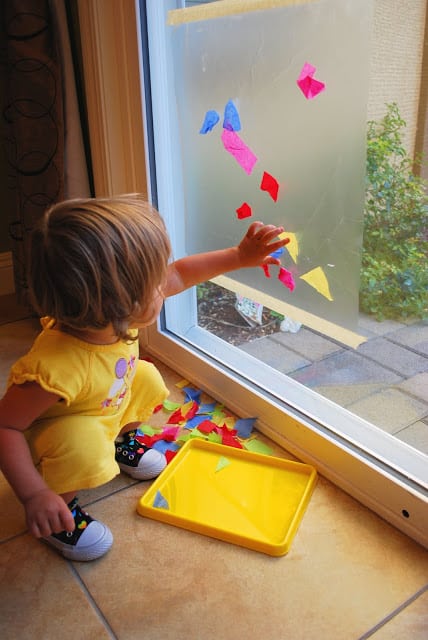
{"left": 23, "top": 489, "right": 75, "bottom": 538}
{"left": 237, "top": 222, "right": 289, "bottom": 269}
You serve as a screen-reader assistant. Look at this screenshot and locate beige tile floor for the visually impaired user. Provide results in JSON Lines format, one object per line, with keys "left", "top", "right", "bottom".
{"left": 0, "top": 318, "right": 427, "bottom": 640}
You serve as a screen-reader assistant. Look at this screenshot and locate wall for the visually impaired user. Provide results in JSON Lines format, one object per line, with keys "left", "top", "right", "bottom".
{"left": 415, "top": 4, "right": 428, "bottom": 179}
{"left": 368, "top": 0, "right": 427, "bottom": 154}
{"left": 77, "top": 0, "right": 148, "bottom": 197}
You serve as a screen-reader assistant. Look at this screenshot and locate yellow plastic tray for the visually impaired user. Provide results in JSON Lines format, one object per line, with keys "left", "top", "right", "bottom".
{"left": 137, "top": 439, "right": 317, "bottom": 556}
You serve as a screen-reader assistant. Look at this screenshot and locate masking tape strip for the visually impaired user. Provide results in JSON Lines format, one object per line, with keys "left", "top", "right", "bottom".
{"left": 168, "top": 0, "right": 318, "bottom": 26}
{"left": 211, "top": 275, "right": 367, "bottom": 349}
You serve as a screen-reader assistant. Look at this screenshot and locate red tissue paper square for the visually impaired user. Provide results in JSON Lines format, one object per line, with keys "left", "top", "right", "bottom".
{"left": 221, "top": 433, "right": 243, "bottom": 448}
{"left": 260, "top": 172, "right": 279, "bottom": 202}
{"left": 236, "top": 202, "right": 252, "bottom": 219}
{"left": 261, "top": 264, "right": 271, "bottom": 278}
{"left": 278, "top": 267, "right": 295, "bottom": 291}
{"left": 197, "top": 420, "right": 217, "bottom": 434}
{"left": 165, "top": 450, "right": 178, "bottom": 464}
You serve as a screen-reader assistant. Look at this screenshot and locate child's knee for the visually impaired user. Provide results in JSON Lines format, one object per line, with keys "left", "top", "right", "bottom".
{"left": 27, "top": 418, "right": 117, "bottom": 493}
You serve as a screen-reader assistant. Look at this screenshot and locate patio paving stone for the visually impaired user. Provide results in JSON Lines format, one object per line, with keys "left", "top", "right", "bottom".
{"left": 357, "top": 314, "right": 407, "bottom": 338}
{"left": 239, "top": 318, "right": 428, "bottom": 457}
{"left": 394, "top": 421, "right": 428, "bottom": 455}
{"left": 314, "top": 383, "right": 386, "bottom": 407}
{"left": 288, "top": 350, "right": 403, "bottom": 388}
{"left": 239, "top": 338, "right": 311, "bottom": 374}
{"left": 356, "top": 337, "right": 428, "bottom": 377}
{"left": 387, "top": 323, "right": 428, "bottom": 356}
{"left": 269, "top": 327, "right": 343, "bottom": 360}
{"left": 347, "top": 388, "right": 428, "bottom": 434}
{"left": 395, "top": 372, "right": 428, "bottom": 404}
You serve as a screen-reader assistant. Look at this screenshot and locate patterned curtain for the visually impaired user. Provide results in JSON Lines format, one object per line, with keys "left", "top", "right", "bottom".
{"left": 1, "top": 0, "right": 89, "bottom": 305}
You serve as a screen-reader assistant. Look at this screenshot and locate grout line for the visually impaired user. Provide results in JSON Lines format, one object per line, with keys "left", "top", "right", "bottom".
{"left": 355, "top": 339, "right": 428, "bottom": 378}
{"left": 279, "top": 339, "right": 427, "bottom": 414}
{"left": 357, "top": 583, "right": 428, "bottom": 639}
{"left": 68, "top": 562, "right": 119, "bottom": 640}
{"left": 273, "top": 325, "right": 427, "bottom": 380}
{"left": 0, "top": 529, "right": 28, "bottom": 546}
{"left": 387, "top": 336, "right": 428, "bottom": 359}
{"left": 80, "top": 481, "right": 141, "bottom": 509}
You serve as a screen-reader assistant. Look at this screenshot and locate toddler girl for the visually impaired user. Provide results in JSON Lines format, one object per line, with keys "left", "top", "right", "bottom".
{"left": 0, "top": 194, "right": 287, "bottom": 561}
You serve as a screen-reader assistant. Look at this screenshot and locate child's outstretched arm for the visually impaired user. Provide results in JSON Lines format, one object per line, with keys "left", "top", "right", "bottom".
{"left": 165, "top": 222, "right": 288, "bottom": 296}
{"left": 0, "top": 382, "right": 75, "bottom": 537}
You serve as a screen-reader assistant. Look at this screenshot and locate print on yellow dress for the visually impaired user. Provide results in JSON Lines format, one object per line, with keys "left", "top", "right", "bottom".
{"left": 101, "top": 354, "right": 137, "bottom": 412}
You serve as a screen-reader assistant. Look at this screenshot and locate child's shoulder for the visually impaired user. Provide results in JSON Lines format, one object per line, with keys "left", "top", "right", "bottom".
{"left": 15, "top": 320, "right": 92, "bottom": 375}
{"left": 9, "top": 322, "right": 92, "bottom": 403}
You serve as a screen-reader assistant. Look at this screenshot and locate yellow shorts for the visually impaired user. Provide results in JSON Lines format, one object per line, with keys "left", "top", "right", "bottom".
{"left": 26, "top": 360, "right": 169, "bottom": 494}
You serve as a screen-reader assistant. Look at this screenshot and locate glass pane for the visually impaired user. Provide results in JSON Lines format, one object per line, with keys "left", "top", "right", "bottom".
{"left": 146, "top": 0, "right": 427, "bottom": 475}
{"left": 172, "top": 0, "right": 369, "bottom": 344}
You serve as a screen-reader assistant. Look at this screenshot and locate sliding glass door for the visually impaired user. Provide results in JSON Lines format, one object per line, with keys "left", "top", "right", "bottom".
{"left": 138, "top": 0, "right": 427, "bottom": 547}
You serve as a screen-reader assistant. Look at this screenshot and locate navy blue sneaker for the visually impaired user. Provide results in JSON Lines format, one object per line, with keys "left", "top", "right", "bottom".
{"left": 44, "top": 497, "right": 113, "bottom": 561}
{"left": 115, "top": 430, "right": 166, "bottom": 480}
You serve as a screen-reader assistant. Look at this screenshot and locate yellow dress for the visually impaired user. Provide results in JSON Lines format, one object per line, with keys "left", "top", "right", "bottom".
{"left": 8, "top": 319, "right": 169, "bottom": 494}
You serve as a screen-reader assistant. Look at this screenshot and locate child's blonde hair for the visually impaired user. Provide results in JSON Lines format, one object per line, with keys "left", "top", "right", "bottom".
{"left": 29, "top": 194, "right": 171, "bottom": 341}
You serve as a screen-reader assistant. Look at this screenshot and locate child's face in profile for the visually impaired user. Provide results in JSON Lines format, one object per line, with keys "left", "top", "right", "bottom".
{"left": 130, "top": 285, "right": 165, "bottom": 329}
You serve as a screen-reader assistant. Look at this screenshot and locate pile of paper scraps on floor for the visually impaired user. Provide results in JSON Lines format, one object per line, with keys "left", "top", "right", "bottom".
{"left": 135, "top": 379, "right": 273, "bottom": 465}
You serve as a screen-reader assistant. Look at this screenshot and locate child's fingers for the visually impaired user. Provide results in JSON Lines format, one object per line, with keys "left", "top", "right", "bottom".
{"left": 245, "top": 221, "right": 265, "bottom": 237}
{"left": 61, "top": 509, "right": 76, "bottom": 533}
{"left": 256, "top": 226, "right": 286, "bottom": 244}
{"left": 267, "top": 238, "right": 290, "bottom": 255}
{"left": 28, "top": 520, "right": 43, "bottom": 538}
{"left": 29, "top": 515, "right": 53, "bottom": 538}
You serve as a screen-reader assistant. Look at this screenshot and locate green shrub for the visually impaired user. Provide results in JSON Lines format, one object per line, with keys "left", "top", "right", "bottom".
{"left": 360, "top": 103, "right": 428, "bottom": 320}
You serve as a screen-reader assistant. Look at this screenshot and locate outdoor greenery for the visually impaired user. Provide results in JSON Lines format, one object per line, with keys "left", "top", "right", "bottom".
{"left": 360, "top": 103, "right": 428, "bottom": 320}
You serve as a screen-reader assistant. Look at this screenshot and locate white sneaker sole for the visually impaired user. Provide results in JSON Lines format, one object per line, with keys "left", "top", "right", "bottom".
{"left": 44, "top": 520, "right": 113, "bottom": 561}
{"left": 119, "top": 448, "right": 167, "bottom": 480}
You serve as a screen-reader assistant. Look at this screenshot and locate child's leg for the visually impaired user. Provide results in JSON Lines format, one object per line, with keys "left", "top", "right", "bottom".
{"left": 115, "top": 359, "right": 169, "bottom": 480}
{"left": 27, "top": 414, "right": 121, "bottom": 495}
{"left": 26, "top": 416, "right": 118, "bottom": 561}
